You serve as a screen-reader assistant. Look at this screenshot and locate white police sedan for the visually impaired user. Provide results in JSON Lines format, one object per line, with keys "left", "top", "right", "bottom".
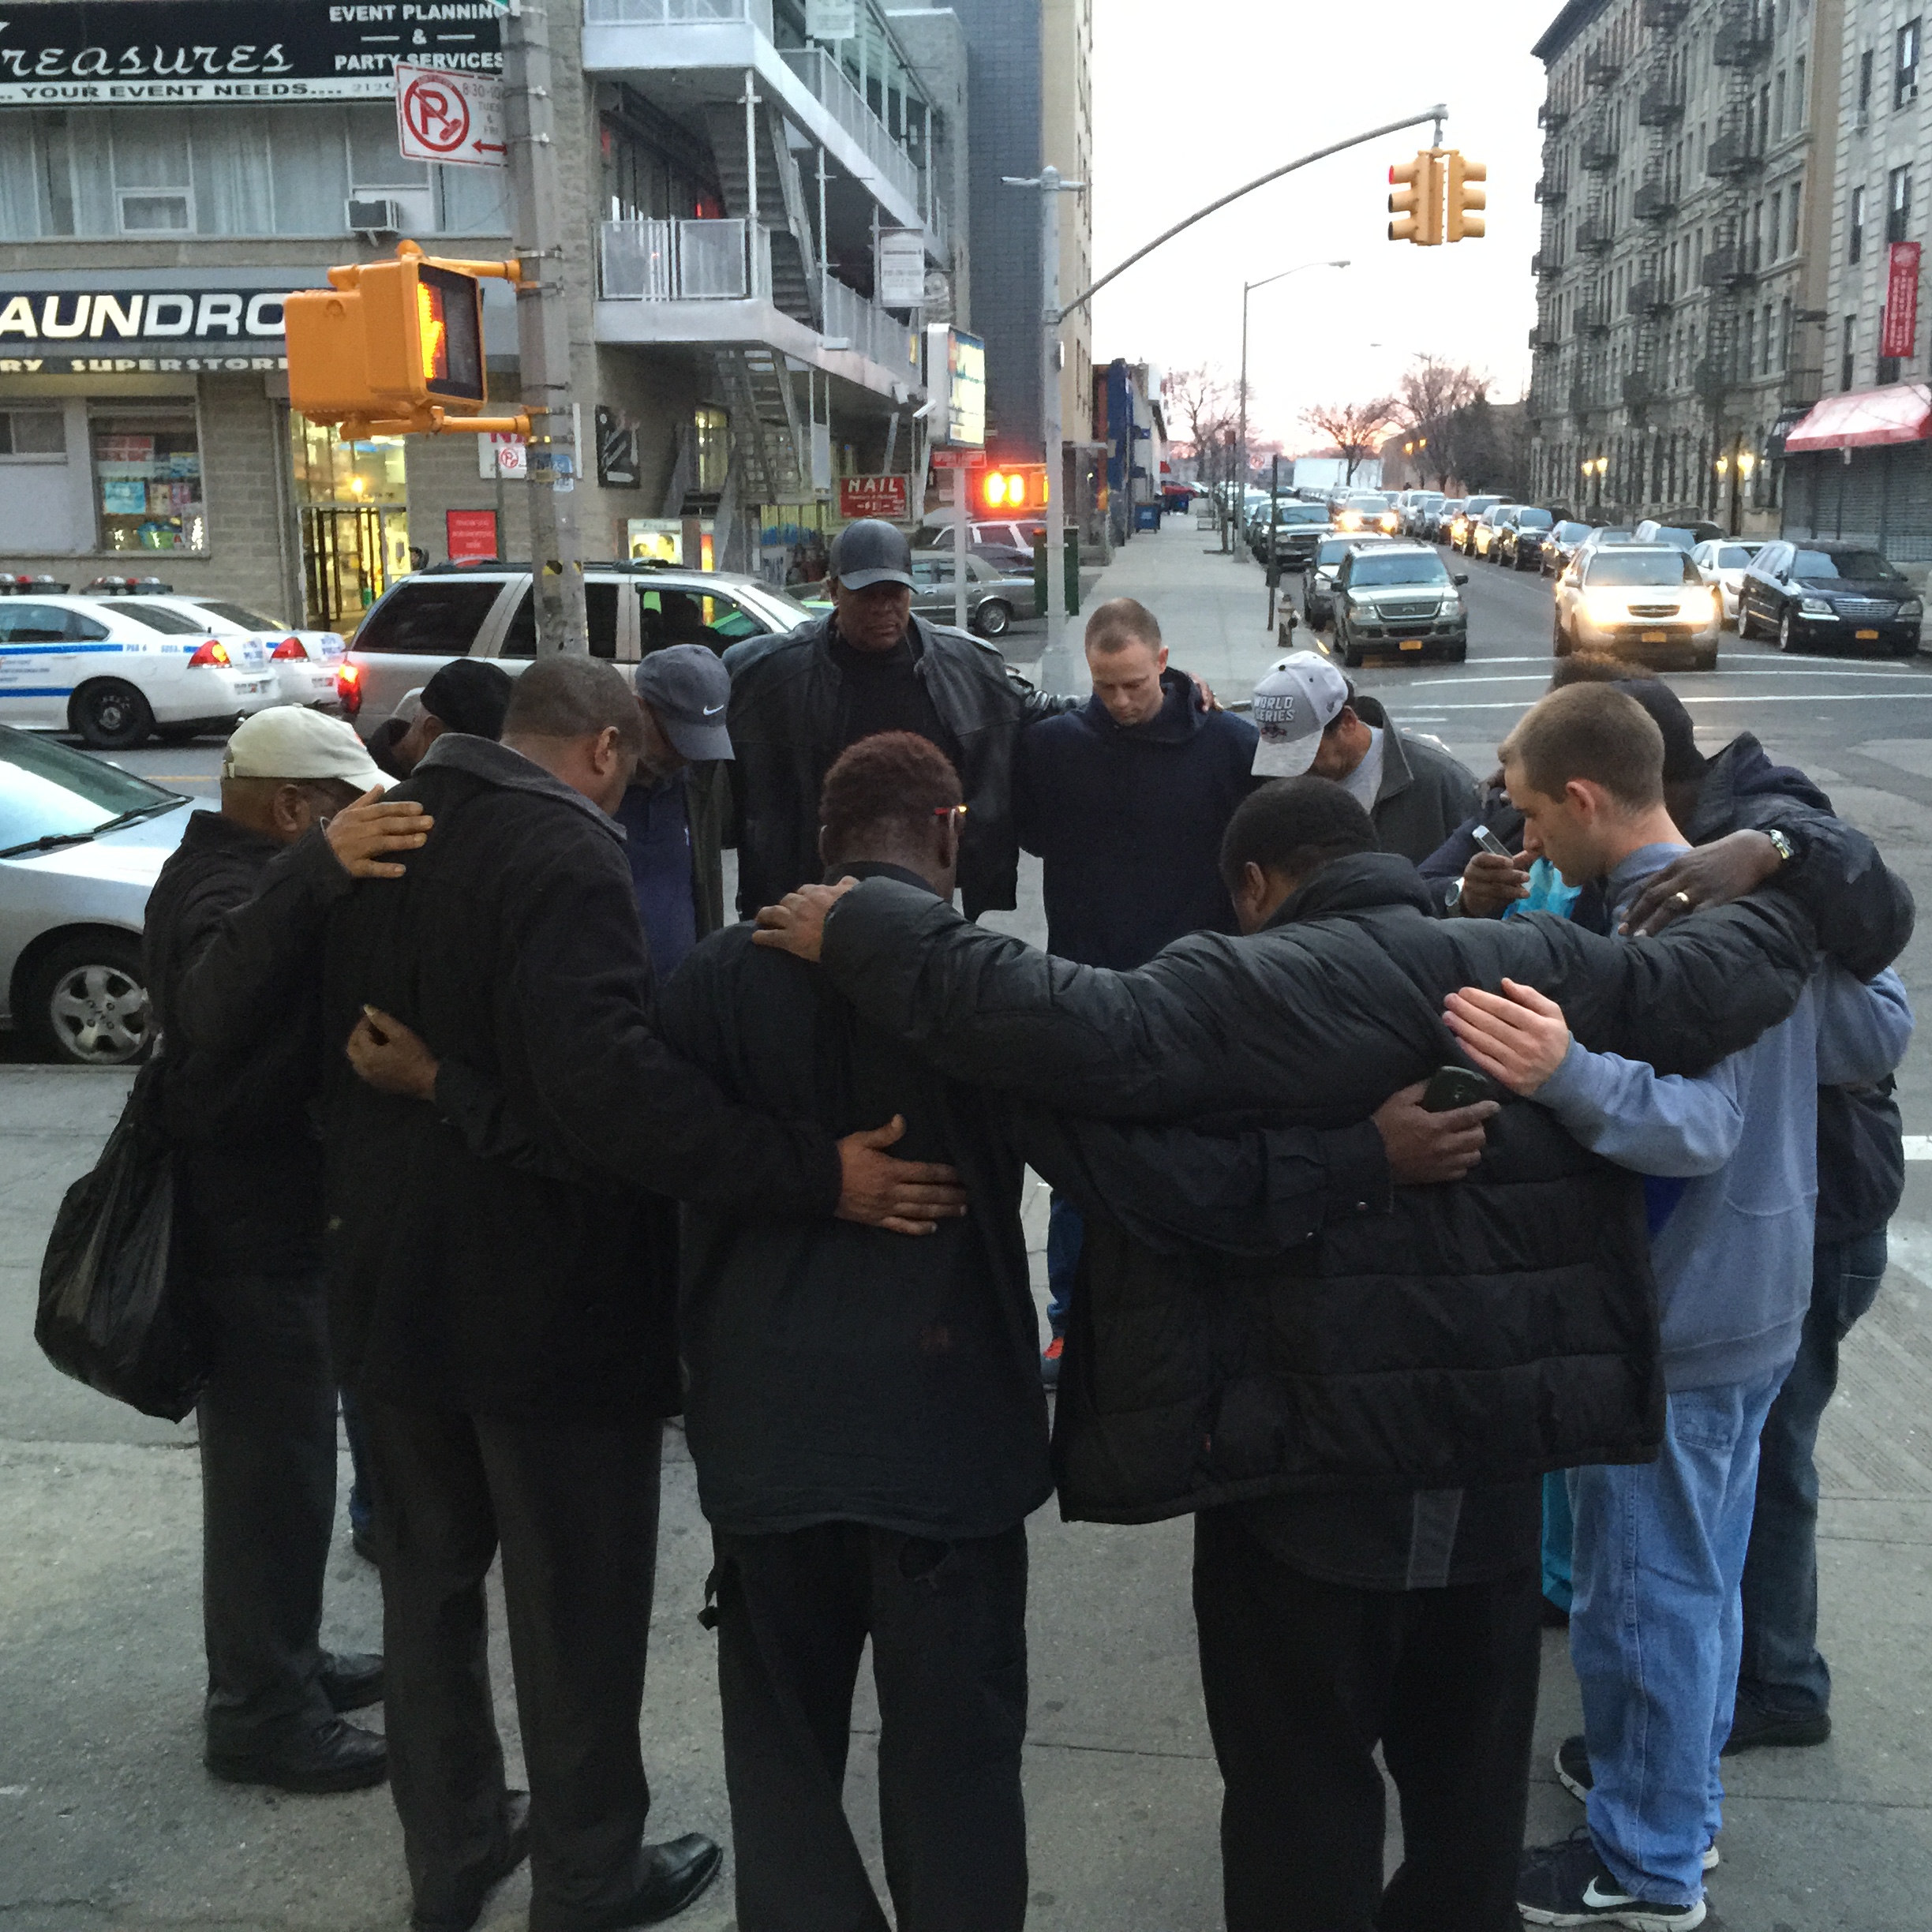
{"left": 0, "top": 594, "right": 279, "bottom": 749}
{"left": 130, "top": 595, "right": 346, "bottom": 713}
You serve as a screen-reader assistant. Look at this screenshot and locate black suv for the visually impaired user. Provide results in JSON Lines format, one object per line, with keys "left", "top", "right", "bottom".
{"left": 1738, "top": 541, "right": 1923, "bottom": 656}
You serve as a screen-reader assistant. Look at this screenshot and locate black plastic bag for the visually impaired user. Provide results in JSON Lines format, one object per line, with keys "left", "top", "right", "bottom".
{"left": 36, "top": 1055, "right": 206, "bottom": 1422}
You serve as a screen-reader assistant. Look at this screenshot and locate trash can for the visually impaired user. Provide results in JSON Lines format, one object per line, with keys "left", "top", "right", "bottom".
{"left": 1134, "top": 502, "right": 1162, "bottom": 532}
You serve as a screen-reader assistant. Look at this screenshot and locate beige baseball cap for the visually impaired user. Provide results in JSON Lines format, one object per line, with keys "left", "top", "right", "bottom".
{"left": 222, "top": 707, "right": 384, "bottom": 789}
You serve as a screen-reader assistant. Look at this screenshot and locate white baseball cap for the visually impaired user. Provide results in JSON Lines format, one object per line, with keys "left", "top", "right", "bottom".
{"left": 1250, "top": 652, "right": 1351, "bottom": 779}
{"left": 223, "top": 707, "right": 384, "bottom": 790}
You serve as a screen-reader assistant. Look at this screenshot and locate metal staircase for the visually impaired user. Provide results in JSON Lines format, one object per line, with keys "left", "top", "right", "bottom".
{"left": 702, "top": 103, "right": 821, "bottom": 325}
{"left": 713, "top": 345, "right": 807, "bottom": 504}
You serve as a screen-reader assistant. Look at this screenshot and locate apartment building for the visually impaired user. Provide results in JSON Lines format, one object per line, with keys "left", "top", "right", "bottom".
{"left": 1527, "top": 0, "right": 1842, "bottom": 534}
{"left": 1781, "top": 0, "right": 1932, "bottom": 560}
{"left": 0, "top": 0, "right": 965, "bottom": 620}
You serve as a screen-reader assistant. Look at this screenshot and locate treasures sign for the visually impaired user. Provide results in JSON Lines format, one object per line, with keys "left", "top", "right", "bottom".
{"left": 0, "top": 2, "right": 504, "bottom": 105}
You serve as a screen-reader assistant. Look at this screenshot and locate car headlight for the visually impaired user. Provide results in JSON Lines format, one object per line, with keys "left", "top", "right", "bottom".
{"left": 1799, "top": 597, "right": 1836, "bottom": 616}
{"left": 1900, "top": 598, "right": 1923, "bottom": 620}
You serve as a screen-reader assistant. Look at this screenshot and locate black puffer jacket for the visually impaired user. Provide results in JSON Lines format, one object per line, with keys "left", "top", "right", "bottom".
{"left": 813, "top": 855, "right": 1822, "bottom": 1521}
{"left": 723, "top": 612, "right": 1070, "bottom": 919}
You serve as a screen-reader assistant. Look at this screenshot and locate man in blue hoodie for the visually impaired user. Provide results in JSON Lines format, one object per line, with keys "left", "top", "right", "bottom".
{"left": 1443, "top": 684, "right": 1912, "bottom": 1931}
{"left": 1011, "top": 597, "right": 1259, "bottom": 1383}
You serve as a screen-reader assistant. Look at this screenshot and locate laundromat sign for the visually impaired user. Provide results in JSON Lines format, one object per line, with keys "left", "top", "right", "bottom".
{"left": 0, "top": 287, "right": 299, "bottom": 373}
{"left": 0, "top": 2, "right": 504, "bottom": 104}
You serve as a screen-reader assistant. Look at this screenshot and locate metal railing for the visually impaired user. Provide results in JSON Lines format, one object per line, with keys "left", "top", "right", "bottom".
{"left": 599, "top": 218, "right": 769, "bottom": 301}
{"left": 586, "top": 0, "right": 775, "bottom": 30}
{"left": 779, "top": 46, "right": 919, "bottom": 208}
{"left": 600, "top": 218, "right": 920, "bottom": 385}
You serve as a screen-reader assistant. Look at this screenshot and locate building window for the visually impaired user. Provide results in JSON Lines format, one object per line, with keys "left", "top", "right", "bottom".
{"left": 1788, "top": 180, "right": 1802, "bottom": 255}
{"left": 1774, "top": 69, "right": 1787, "bottom": 138}
{"left": 1898, "top": 20, "right": 1921, "bottom": 108}
{"left": 1795, "top": 54, "right": 1806, "bottom": 124}
{"left": 0, "top": 410, "right": 66, "bottom": 457}
{"left": 1842, "top": 314, "right": 1857, "bottom": 390}
{"left": 695, "top": 406, "right": 729, "bottom": 494}
{"left": 1859, "top": 48, "right": 1874, "bottom": 117}
{"left": 1851, "top": 185, "right": 1866, "bottom": 262}
{"left": 1770, "top": 189, "right": 1784, "bottom": 257}
{"left": 92, "top": 415, "right": 204, "bottom": 554}
{"left": 1889, "top": 164, "right": 1912, "bottom": 242}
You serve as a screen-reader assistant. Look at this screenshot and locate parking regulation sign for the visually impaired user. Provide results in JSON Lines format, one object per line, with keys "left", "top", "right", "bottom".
{"left": 396, "top": 63, "right": 507, "bottom": 170}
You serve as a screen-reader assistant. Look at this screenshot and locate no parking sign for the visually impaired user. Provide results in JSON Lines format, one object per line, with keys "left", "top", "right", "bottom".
{"left": 395, "top": 64, "right": 507, "bottom": 171}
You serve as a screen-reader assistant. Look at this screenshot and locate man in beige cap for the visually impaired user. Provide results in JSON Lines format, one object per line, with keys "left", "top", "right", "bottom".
{"left": 143, "top": 708, "right": 432, "bottom": 1795}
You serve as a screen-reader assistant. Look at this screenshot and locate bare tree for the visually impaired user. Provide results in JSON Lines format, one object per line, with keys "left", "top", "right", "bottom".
{"left": 1164, "top": 363, "right": 1237, "bottom": 460}
{"left": 1397, "top": 356, "right": 1488, "bottom": 490}
{"left": 1301, "top": 397, "right": 1402, "bottom": 483}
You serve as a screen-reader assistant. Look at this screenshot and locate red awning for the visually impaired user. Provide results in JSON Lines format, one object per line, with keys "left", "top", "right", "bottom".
{"left": 1783, "top": 382, "right": 1932, "bottom": 451}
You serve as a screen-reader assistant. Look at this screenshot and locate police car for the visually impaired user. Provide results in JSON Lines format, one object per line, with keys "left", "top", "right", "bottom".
{"left": 0, "top": 593, "right": 279, "bottom": 749}
{"left": 125, "top": 595, "right": 346, "bottom": 712}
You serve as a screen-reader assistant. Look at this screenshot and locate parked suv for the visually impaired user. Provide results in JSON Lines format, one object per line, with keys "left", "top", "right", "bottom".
{"left": 337, "top": 563, "right": 816, "bottom": 736}
{"left": 1331, "top": 543, "right": 1470, "bottom": 666}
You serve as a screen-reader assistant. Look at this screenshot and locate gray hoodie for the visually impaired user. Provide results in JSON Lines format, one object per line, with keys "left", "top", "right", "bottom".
{"left": 1534, "top": 841, "right": 1913, "bottom": 1391}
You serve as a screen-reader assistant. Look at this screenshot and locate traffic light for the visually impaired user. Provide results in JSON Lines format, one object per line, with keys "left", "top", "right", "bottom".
{"left": 1387, "top": 151, "right": 1444, "bottom": 247}
{"left": 981, "top": 464, "right": 1047, "bottom": 511}
{"left": 1446, "top": 152, "right": 1488, "bottom": 242}
{"left": 284, "top": 239, "right": 529, "bottom": 438}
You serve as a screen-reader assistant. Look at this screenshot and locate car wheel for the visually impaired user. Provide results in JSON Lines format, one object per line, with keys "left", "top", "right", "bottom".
{"left": 21, "top": 933, "right": 155, "bottom": 1066}
{"left": 973, "top": 599, "right": 1013, "bottom": 639}
{"left": 70, "top": 680, "right": 155, "bottom": 751}
{"left": 1735, "top": 603, "right": 1756, "bottom": 639}
{"left": 1340, "top": 626, "right": 1365, "bottom": 668}
{"left": 1778, "top": 609, "right": 1800, "bottom": 653}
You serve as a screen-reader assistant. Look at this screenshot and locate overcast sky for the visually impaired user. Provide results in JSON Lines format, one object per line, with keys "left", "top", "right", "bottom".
{"left": 1088, "top": 2, "right": 1552, "bottom": 450}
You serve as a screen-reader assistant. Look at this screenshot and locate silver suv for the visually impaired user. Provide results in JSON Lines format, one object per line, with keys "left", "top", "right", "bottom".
{"left": 338, "top": 564, "right": 815, "bottom": 737}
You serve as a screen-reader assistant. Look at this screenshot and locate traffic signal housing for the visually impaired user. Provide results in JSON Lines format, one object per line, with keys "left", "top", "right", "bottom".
{"left": 981, "top": 464, "right": 1047, "bottom": 511}
{"left": 1446, "top": 152, "right": 1488, "bottom": 241}
{"left": 284, "top": 239, "right": 530, "bottom": 438}
{"left": 1387, "top": 151, "right": 1444, "bottom": 246}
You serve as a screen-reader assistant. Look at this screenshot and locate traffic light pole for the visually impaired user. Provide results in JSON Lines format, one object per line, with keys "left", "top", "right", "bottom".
{"left": 501, "top": 0, "right": 588, "bottom": 655}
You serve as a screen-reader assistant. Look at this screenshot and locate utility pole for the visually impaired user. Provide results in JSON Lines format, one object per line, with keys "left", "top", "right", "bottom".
{"left": 500, "top": 0, "right": 587, "bottom": 654}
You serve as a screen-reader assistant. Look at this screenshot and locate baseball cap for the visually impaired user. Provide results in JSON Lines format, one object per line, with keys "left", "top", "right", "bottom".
{"left": 635, "top": 643, "right": 734, "bottom": 762}
{"left": 223, "top": 707, "right": 384, "bottom": 789}
{"left": 421, "top": 658, "right": 514, "bottom": 740}
{"left": 829, "top": 518, "right": 915, "bottom": 591}
{"left": 1250, "top": 652, "right": 1351, "bottom": 778}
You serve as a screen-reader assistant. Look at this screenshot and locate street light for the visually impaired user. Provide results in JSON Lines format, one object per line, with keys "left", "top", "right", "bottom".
{"left": 1237, "top": 258, "right": 1350, "bottom": 552}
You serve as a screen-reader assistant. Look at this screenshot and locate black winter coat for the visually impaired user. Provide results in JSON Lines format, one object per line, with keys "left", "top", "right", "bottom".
{"left": 723, "top": 611, "right": 1071, "bottom": 920}
{"left": 318, "top": 735, "right": 842, "bottom": 1421}
{"left": 812, "top": 855, "right": 1822, "bottom": 1522}
{"left": 143, "top": 811, "right": 352, "bottom": 1266}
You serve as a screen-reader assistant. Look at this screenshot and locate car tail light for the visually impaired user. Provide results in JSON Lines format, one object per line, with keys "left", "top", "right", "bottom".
{"left": 271, "top": 636, "right": 309, "bottom": 660}
{"left": 336, "top": 661, "right": 363, "bottom": 716}
{"left": 186, "top": 639, "right": 231, "bottom": 667}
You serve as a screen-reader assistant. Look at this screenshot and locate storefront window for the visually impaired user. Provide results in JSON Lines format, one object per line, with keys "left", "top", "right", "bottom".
{"left": 92, "top": 414, "right": 204, "bottom": 552}
{"left": 627, "top": 518, "right": 684, "bottom": 563}
{"left": 695, "top": 407, "right": 729, "bottom": 493}
{"left": 291, "top": 412, "right": 410, "bottom": 629}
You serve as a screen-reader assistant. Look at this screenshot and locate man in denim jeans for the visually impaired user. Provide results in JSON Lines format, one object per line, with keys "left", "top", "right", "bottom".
{"left": 1443, "top": 685, "right": 1911, "bottom": 1930}
{"left": 1732, "top": 1077, "right": 1901, "bottom": 1749}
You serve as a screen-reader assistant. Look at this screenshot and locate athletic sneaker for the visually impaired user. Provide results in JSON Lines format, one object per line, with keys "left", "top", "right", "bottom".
{"left": 1517, "top": 1830, "right": 1706, "bottom": 1929}
{"left": 1040, "top": 1335, "right": 1064, "bottom": 1390}
{"left": 1552, "top": 1739, "right": 1717, "bottom": 1869}
{"left": 1724, "top": 1691, "right": 1831, "bottom": 1753}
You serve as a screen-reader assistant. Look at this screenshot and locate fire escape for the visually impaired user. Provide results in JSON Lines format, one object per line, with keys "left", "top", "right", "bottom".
{"left": 1573, "top": 68, "right": 1621, "bottom": 430}
{"left": 1626, "top": 0, "right": 1687, "bottom": 459}
{"left": 1530, "top": 96, "right": 1570, "bottom": 469}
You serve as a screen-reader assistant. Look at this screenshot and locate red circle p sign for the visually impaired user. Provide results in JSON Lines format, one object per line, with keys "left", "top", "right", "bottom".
{"left": 402, "top": 74, "right": 471, "bottom": 157}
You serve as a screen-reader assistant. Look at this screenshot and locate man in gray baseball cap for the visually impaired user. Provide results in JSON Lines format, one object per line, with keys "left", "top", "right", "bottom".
{"left": 617, "top": 644, "right": 736, "bottom": 978}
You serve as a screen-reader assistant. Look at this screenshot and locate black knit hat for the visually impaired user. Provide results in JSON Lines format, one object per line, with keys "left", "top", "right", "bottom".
{"left": 421, "top": 658, "right": 515, "bottom": 740}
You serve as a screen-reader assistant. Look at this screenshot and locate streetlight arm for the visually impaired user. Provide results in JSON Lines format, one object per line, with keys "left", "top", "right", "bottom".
{"left": 1056, "top": 107, "right": 1446, "bottom": 322}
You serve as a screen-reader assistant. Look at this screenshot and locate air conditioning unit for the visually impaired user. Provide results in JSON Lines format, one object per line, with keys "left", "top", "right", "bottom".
{"left": 346, "top": 195, "right": 405, "bottom": 234}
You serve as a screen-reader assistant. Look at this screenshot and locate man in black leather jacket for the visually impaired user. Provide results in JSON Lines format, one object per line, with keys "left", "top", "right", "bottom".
{"left": 723, "top": 519, "right": 1073, "bottom": 919}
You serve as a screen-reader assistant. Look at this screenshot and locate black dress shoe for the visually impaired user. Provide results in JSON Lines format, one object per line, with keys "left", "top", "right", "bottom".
{"left": 320, "top": 1650, "right": 384, "bottom": 1713}
{"left": 544, "top": 1835, "right": 723, "bottom": 1931}
{"left": 207, "top": 1717, "right": 389, "bottom": 1794}
{"left": 1724, "top": 1694, "right": 1831, "bottom": 1753}
{"left": 412, "top": 1792, "right": 533, "bottom": 1932}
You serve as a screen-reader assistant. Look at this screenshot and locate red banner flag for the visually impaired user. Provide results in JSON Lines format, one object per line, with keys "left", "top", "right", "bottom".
{"left": 1882, "top": 242, "right": 1922, "bottom": 361}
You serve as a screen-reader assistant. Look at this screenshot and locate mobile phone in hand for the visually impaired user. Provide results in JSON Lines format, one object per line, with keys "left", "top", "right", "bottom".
{"left": 1422, "top": 1065, "right": 1498, "bottom": 1112}
{"left": 1473, "top": 826, "right": 1516, "bottom": 862}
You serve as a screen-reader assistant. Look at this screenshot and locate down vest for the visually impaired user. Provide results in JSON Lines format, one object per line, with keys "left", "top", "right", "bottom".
{"left": 814, "top": 854, "right": 1822, "bottom": 1522}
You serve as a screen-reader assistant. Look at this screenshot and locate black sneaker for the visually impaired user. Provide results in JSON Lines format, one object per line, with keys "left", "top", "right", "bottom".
{"left": 1517, "top": 1831, "right": 1705, "bottom": 1929}
{"left": 1556, "top": 1732, "right": 1593, "bottom": 1800}
{"left": 1724, "top": 1691, "right": 1831, "bottom": 1754}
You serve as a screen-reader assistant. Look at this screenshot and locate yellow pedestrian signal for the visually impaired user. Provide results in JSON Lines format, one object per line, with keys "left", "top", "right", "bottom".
{"left": 1447, "top": 152, "right": 1488, "bottom": 242}
{"left": 284, "top": 239, "right": 530, "bottom": 440}
{"left": 982, "top": 465, "right": 1047, "bottom": 511}
{"left": 1387, "top": 151, "right": 1444, "bottom": 247}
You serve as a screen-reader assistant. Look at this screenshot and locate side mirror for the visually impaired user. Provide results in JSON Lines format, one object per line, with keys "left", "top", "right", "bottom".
{"left": 1453, "top": 572, "right": 1470, "bottom": 586}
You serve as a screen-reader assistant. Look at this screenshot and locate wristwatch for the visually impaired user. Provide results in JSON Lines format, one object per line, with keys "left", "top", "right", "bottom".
{"left": 1444, "top": 877, "right": 1465, "bottom": 913}
{"left": 1765, "top": 827, "right": 1796, "bottom": 867}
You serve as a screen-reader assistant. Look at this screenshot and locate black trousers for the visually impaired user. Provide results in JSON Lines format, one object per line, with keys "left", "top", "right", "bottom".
{"left": 712, "top": 1520, "right": 1029, "bottom": 1932}
{"left": 359, "top": 1400, "right": 663, "bottom": 1932}
{"left": 195, "top": 1267, "right": 339, "bottom": 1757}
{"left": 1193, "top": 1511, "right": 1543, "bottom": 1932}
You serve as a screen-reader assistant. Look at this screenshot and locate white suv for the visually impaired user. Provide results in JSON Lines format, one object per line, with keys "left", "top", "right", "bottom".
{"left": 0, "top": 594, "right": 279, "bottom": 748}
{"left": 338, "top": 564, "right": 817, "bottom": 736}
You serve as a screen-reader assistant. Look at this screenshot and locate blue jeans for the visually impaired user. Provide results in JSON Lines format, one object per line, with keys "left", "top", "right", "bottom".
{"left": 1737, "top": 1231, "right": 1888, "bottom": 1717}
{"left": 1045, "top": 1193, "right": 1084, "bottom": 1342}
{"left": 1570, "top": 1371, "right": 1786, "bottom": 1907}
{"left": 1541, "top": 1470, "right": 1574, "bottom": 1612}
